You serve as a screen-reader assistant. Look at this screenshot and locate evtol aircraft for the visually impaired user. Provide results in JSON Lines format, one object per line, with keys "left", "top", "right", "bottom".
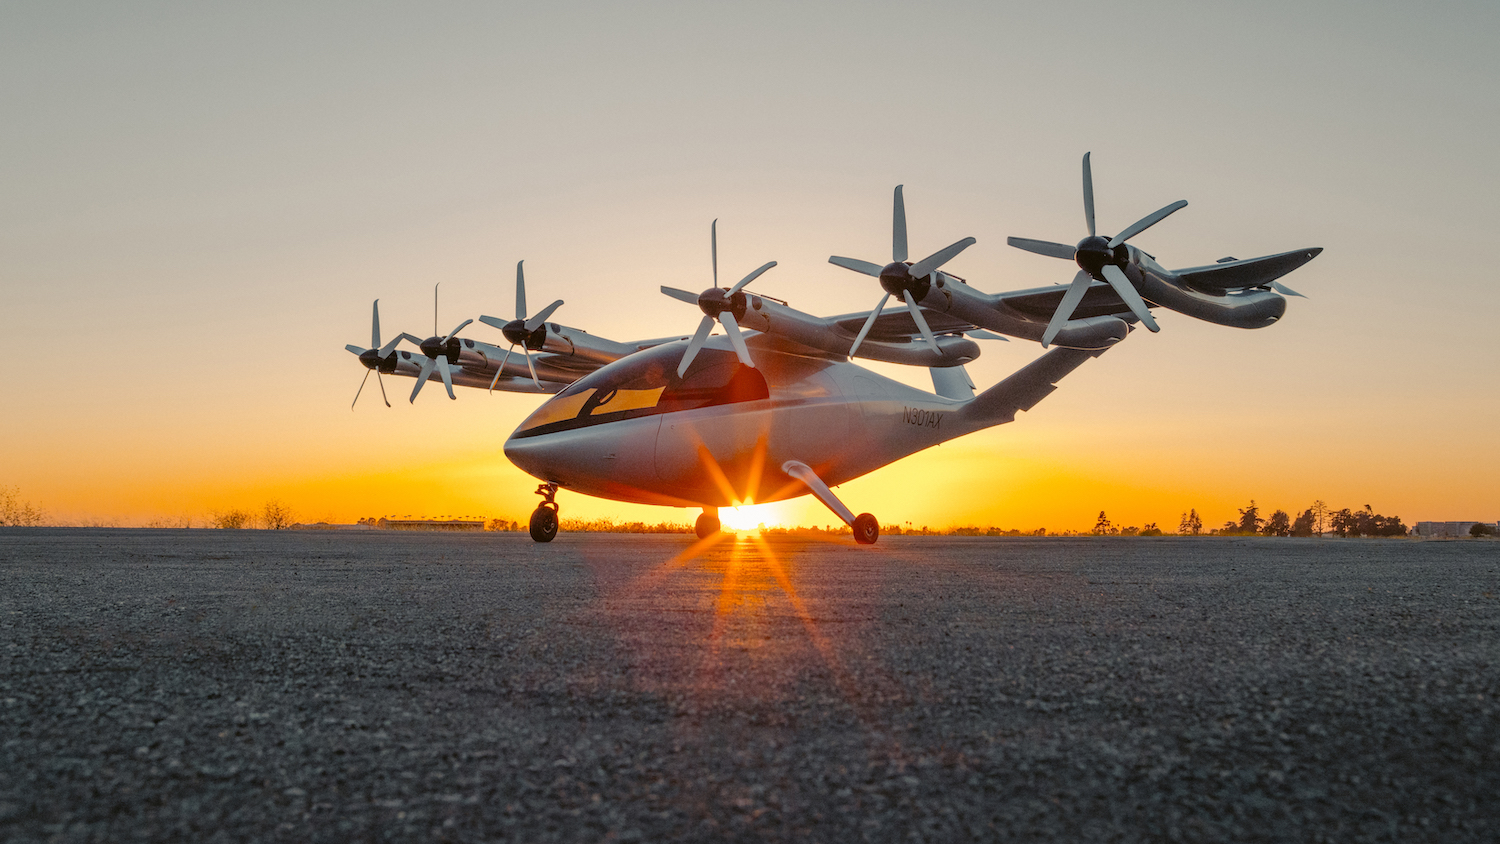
{"left": 346, "top": 154, "right": 1320, "bottom": 544}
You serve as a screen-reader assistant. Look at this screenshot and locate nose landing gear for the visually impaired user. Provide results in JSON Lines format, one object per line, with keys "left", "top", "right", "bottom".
{"left": 529, "top": 482, "right": 560, "bottom": 543}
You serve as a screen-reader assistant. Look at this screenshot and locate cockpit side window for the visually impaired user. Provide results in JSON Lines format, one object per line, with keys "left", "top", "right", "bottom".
{"left": 512, "top": 345, "right": 769, "bottom": 437}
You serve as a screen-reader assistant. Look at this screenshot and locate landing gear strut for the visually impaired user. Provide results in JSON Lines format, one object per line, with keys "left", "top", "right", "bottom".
{"left": 782, "top": 460, "right": 880, "bottom": 545}
{"left": 695, "top": 508, "right": 720, "bottom": 540}
{"left": 529, "top": 482, "right": 560, "bottom": 543}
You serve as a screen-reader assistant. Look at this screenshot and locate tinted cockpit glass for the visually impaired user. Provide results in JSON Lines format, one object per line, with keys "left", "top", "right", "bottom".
{"left": 512, "top": 344, "right": 769, "bottom": 438}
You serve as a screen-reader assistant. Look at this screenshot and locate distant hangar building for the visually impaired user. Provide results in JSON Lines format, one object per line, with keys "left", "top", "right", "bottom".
{"left": 377, "top": 518, "right": 486, "bottom": 532}
{"left": 1414, "top": 521, "right": 1498, "bottom": 538}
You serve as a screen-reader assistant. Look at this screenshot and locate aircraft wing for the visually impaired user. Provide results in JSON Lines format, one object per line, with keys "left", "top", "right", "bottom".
{"left": 827, "top": 305, "right": 978, "bottom": 342}
{"left": 831, "top": 291, "right": 1136, "bottom": 340}
{"left": 1173, "top": 248, "right": 1322, "bottom": 291}
{"left": 988, "top": 283, "right": 1137, "bottom": 323}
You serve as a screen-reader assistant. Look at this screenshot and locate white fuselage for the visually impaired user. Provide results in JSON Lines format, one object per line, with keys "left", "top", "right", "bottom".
{"left": 503, "top": 337, "right": 974, "bottom": 508}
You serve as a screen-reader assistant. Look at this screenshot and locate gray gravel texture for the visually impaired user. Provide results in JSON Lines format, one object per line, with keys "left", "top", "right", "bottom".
{"left": 1, "top": 529, "right": 1497, "bottom": 842}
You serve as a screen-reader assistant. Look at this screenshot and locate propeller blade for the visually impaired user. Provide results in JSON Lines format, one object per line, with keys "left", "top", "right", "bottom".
{"left": 489, "top": 346, "right": 514, "bottom": 393}
{"left": 524, "top": 299, "right": 563, "bottom": 332}
{"left": 444, "top": 318, "right": 473, "bottom": 341}
{"left": 711, "top": 219, "right": 718, "bottom": 288}
{"left": 719, "top": 312, "right": 753, "bottom": 368}
{"left": 892, "top": 185, "right": 908, "bottom": 262}
{"left": 728, "top": 261, "right": 776, "bottom": 295}
{"left": 1042, "top": 270, "right": 1094, "bottom": 348}
{"left": 410, "top": 356, "right": 436, "bottom": 403}
{"left": 399, "top": 332, "right": 424, "bottom": 346}
{"left": 1271, "top": 281, "right": 1306, "bottom": 298}
{"left": 372, "top": 299, "right": 381, "bottom": 349}
{"left": 966, "top": 329, "right": 1010, "bottom": 342}
{"left": 1102, "top": 263, "right": 1159, "bottom": 331}
{"left": 909, "top": 237, "right": 977, "bottom": 280}
{"left": 523, "top": 347, "right": 540, "bottom": 387}
{"left": 345, "top": 344, "right": 366, "bottom": 356}
{"left": 1108, "top": 200, "right": 1188, "bottom": 248}
{"left": 677, "top": 315, "right": 716, "bottom": 378}
{"left": 515, "top": 260, "right": 526, "bottom": 320}
{"left": 375, "top": 370, "right": 390, "bottom": 407}
{"left": 433, "top": 283, "right": 440, "bottom": 336}
{"left": 351, "top": 369, "right": 371, "bottom": 410}
{"left": 1006, "top": 237, "right": 1076, "bottom": 260}
{"left": 1083, "top": 152, "right": 1096, "bottom": 238}
{"left": 902, "top": 290, "right": 940, "bottom": 353}
{"left": 829, "top": 256, "right": 884, "bottom": 277}
{"left": 848, "top": 293, "right": 891, "bottom": 357}
{"left": 377, "top": 334, "right": 404, "bottom": 357}
{"left": 435, "top": 356, "right": 457, "bottom": 400}
{"left": 661, "top": 286, "right": 700, "bottom": 305}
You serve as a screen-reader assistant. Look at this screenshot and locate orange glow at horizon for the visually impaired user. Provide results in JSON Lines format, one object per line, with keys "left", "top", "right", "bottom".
{"left": 7, "top": 412, "right": 1495, "bottom": 532}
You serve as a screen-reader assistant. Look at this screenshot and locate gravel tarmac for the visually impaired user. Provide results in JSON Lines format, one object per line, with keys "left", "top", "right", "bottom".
{"left": 1, "top": 528, "right": 1497, "bottom": 842}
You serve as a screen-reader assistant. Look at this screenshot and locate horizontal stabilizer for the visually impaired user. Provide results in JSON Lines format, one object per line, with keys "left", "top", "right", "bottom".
{"left": 1175, "top": 248, "right": 1322, "bottom": 292}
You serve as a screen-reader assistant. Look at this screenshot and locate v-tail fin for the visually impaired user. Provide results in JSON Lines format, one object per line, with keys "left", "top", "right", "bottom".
{"left": 959, "top": 345, "right": 1110, "bottom": 428}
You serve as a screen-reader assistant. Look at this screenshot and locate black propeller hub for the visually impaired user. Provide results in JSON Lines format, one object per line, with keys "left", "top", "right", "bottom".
{"left": 502, "top": 319, "right": 548, "bottom": 350}
{"left": 697, "top": 287, "right": 747, "bottom": 321}
{"left": 878, "top": 262, "right": 931, "bottom": 301}
{"left": 418, "top": 335, "right": 462, "bottom": 362}
{"left": 359, "top": 348, "right": 398, "bottom": 373}
{"left": 1074, "top": 236, "right": 1128, "bottom": 279}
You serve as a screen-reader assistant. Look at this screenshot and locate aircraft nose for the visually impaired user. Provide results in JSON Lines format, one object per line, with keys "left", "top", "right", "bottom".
{"left": 503, "top": 433, "right": 561, "bottom": 482}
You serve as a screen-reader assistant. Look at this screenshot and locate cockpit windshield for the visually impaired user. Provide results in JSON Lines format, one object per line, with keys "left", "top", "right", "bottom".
{"left": 511, "top": 344, "right": 769, "bottom": 439}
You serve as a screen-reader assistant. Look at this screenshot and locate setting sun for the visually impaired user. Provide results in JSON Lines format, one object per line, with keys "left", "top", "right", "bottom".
{"left": 717, "top": 503, "right": 784, "bottom": 532}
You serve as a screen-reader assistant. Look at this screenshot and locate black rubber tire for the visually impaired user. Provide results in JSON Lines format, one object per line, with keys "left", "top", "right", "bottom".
{"left": 695, "top": 512, "right": 721, "bottom": 540}
{"left": 529, "top": 507, "right": 559, "bottom": 543}
{"left": 852, "top": 513, "right": 879, "bottom": 545}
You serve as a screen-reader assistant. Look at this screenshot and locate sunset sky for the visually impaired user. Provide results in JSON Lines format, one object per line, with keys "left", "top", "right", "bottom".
{"left": 3, "top": 1, "right": 1496, "bottom": 531}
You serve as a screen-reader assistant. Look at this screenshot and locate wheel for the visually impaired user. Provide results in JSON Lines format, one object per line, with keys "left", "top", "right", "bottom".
{"left": 529, "top": 507, "right": 559, "bottom": 543}
{"left": 695, "top": 512, "right": 721, "bottom": 540}
{"left": 852, "top": 513, "right": 879, "bottom": 545}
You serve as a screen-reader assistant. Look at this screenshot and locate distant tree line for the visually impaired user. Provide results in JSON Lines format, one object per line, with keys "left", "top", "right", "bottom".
{"left": 1207, "top": 500, "right": 1407, "bottom": 537}
{"left": 1080, "top": 499, "right": 1408, "bottom": 538}
{"left": 205, "top": 500, "right": 295, "bottom": 530}
{"left": 1091, "top": 512, "right": 1164, "bottom": 536}
{"left": 0, "top": 485, "right": 45, "bottom": 527}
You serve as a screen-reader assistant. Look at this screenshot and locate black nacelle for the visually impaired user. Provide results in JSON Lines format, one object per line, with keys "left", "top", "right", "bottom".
{"left": 696, "top": 287, "right": 747, "bottom": 321}
{"left": 1073, "top": 236, "right": 1132, "bottom": 280}
{"left": 878, "top": 262, "right": 931, "bottom": 300}
{"left": 358, "top": 348, "right": 398, "bottom": 373}
{"left": 501, "top": 320, "right": 548, "bottom": 351}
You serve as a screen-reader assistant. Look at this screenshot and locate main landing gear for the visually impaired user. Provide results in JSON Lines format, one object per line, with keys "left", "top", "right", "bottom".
{"left": 529, "top": 482, "right": 560, "bottom": 543}
{"left": 695, "top": 508, "right": 720, "bottom": 540}
{"left": 782, "top": 460, "right": 880, "bottom": 545}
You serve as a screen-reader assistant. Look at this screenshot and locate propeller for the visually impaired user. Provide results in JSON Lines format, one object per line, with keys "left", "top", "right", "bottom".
{"left": 829, "top": 185, "right": 975, "bottom": 356}
{"left": 664, "top": 219, "right": 775, "bottom": 378}
{"left": 410, "top": 283, "right": 473, "bottom": 403}
{"left": 1007, "top": 152, "right": 1186, "bottom": 346}
{"left": 345, "top": 299, "right": 416, "bottom": 409}
{"left": 483, "top": 260, "right": 564, "bottom": 391}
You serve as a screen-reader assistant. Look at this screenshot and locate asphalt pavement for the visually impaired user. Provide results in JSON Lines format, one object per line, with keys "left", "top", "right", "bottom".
{"left": 2, "top": 529, "right": 1497, "bottom": 842}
